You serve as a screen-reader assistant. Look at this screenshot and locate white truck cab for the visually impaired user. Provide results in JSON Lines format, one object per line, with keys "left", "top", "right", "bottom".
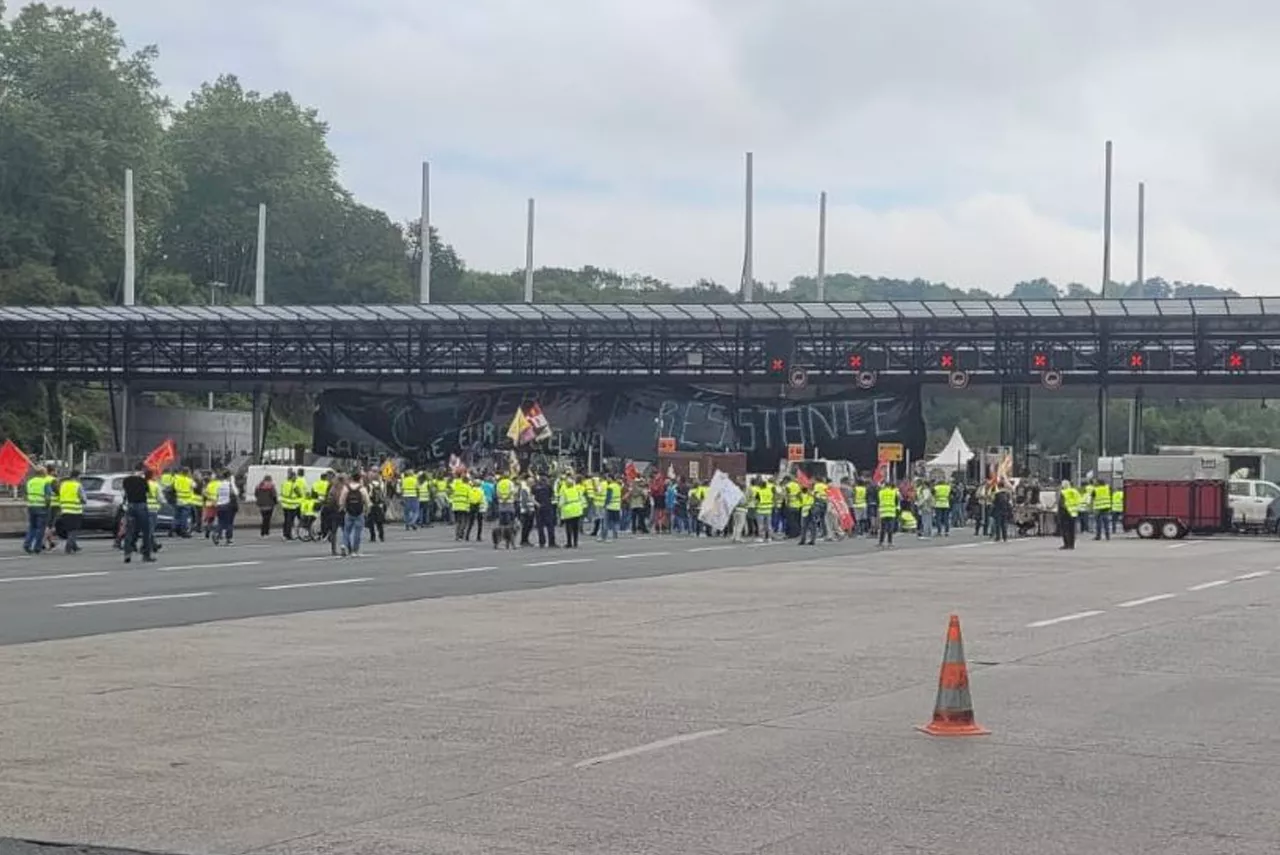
{"left": 1227, "top": 478, "right": 1280, "bottom": 527}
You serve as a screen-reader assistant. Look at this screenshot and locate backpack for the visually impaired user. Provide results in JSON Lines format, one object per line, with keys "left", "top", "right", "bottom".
{"left": 344, "top": 487, "right": 366, "bottom": 516}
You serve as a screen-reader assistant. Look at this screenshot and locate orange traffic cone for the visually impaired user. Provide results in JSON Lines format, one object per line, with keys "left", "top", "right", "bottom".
{"left": 917, "top": 614, "right": 990, "bottom": 737}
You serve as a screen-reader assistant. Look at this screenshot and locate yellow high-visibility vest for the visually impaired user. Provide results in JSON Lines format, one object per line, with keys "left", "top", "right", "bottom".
{"left": 58, "top": 479, "right": 83, "bottom": 514}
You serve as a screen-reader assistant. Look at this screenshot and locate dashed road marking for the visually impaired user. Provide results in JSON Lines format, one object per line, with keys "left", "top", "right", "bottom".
{"left": 296, "top": 556, "right": 341, "bottom": 563}
{"left": 574, "top": 728, "right": 728, "bottom": 769}
{"left": 0, "top": 572, "right": 110, "bottom": 583}
{"left": 1116, "top": 593, "right": 1178, "bottom": 608}
{"left": 1188, "top": 579, "right": 1230, "bottom": 591}
{"left": 687, "top": 545, "right": 736, "bottom": 553}
{"left": 57, "top": 591, "right": 212, "bottom": 608}
{"left": 525, "top": 558, "right": 594, "bottom": 567}
{"left": 160, "top": 561, "right": 262, "bottom": 572}
{"left": 409, "top": 566, "right": 496, "bottom": 577}
{"left": 410, "top": 547, "right": 473, "bottom": 556}
{"left": 261, "top": 577, "right": 374, "bottom": 591}
{"left": 1234, "top": 570, "right": 1272, "bottom": 581}
{"left": 1026, "top": 610, "right": 1106, "bottom": 628}
{"left": 616, "top": 552, "right": 671, "bottom": 560}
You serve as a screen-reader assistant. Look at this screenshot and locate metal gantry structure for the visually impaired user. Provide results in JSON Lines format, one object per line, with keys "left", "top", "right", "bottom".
{"left": 5, "top": 299, "right": 1280, "bottom": 386}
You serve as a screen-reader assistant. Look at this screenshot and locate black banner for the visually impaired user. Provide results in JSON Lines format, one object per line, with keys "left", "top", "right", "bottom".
{"left": 313, "top": 384, "right": 924, "bottom": 472}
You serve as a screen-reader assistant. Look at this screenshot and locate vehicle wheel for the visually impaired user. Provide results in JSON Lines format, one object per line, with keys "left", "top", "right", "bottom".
{"left": 1136, "top": 519, "right": 1157, "bottom": 539}
{"left": 1160, "top": 520, "right": 1183, "bottom": 540}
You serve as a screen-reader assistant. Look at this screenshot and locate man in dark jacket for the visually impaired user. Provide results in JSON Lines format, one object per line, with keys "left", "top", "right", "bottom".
{"left": 532, "top": 475, "right": 557, "bottom": 548}
{"left": 255, "top": 475, "right": 278, "bottom": 537}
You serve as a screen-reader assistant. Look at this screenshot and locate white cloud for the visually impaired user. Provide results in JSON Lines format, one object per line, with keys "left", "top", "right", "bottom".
{"left": 88, "top": 0, "right": 1280, "bottom": 293}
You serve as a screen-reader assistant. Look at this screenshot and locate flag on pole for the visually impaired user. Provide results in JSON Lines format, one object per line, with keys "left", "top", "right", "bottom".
{"left": 0, "top": 439, "right": 32, "bottom": 487}
{"left": 143, "top": 438, "right": 177, "bottom": 473}
{"left": 624, "top": 461, "right": 638, "bottom": 481}
{"left": 794, "top": 469, "right": 813, "bottom": 489}
{"left": 506, "top": 407, "right": 532, "bottom": 444}
{"left": 871, "top": 454, "right": 891, "bottom": 486}
{"left": 525, "top": 402, "right": 552, "bottom": 441}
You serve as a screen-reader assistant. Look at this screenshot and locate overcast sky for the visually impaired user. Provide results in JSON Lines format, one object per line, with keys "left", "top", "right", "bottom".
{"left": 81, "top": 0, "right": 1280, "bottom": 294}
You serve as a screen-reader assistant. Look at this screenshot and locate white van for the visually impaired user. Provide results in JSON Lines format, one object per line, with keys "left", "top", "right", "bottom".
{"left": 243, "top": 464, "right": 334, "bottom": 499}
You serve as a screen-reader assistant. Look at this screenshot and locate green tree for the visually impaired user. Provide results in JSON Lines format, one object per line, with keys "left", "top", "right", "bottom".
{"left": 0, "top": 2, "right": 171, "bottom": 299}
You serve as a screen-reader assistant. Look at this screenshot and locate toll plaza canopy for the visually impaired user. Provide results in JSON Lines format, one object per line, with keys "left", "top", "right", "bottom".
{"left": 3, "top": 298, "right": 1280, "bottom": 384}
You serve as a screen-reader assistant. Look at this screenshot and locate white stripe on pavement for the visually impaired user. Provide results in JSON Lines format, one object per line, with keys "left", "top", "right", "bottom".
{"left": 409, "top": 566, "right": 496, "bottom": 577}
{"left": 261, "top": 578, "right": 374, "bottom": 591}
{"left": 687, "top": 545, "right": 736, "bottom": 553}
{"left": 574, "top": 729, "right": 728, "bottom": 769}
{"left": 296, "top": 556, "right": 341, "bottom": 563}
{"left": 410, "top": 547, "right": 473, "bottom": 556}
{"left": 1234, "top": 570, "right": 1272, "bottom": 581}
{"left": 1116, "top": 593, "right": 1177, "bottom": 608}
{"left": 160, "top": 561, "right": 262, "bottom": 572}
{"left": 1026, "top": 610, "right": 1105, "bottom": 628}
{"left": 525, "top": 558, "right": 594, "bottom": 567}
{"left": 616, "top": 552, "right": 671, "bottom": 560}
{"left": 0, "top": 572, "right": 110, "bottom": 583}
{"left": 57, "top": 591, "right": 213, "bottom": 608}
{"left": 1187, "top": 579, "right": 1230, "bottom": 591}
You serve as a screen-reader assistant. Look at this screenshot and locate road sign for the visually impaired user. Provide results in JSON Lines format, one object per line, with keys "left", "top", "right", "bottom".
{"left": 856, "top": 371, "right": 877, "bottom": 389}
{"left": 788, "top": 367, "right": 808, "bottom": 389}
{"left": 657, "top": 437, "right": 676, "bottom": 453}
{"left": 1041, "top": 370, "right": 1063, "bottom": 390}
{"left": 948, "top": 370, "right": 970, "bottom": 390}
{"left": 877, "top": 442, "right": 904, "bottom": 462}
{"left": 787, "top": 443, "right": 805, "bottom": 462}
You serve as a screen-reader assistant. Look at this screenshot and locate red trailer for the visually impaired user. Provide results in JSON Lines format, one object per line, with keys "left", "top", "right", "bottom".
{"left": 1123, "top": 454, "right": 1230, "bottom": 539}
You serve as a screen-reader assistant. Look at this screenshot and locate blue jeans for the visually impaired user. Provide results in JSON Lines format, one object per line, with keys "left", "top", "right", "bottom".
{"left": 23, "top": 508, "right": 47, "bottom": 552}
{"left": 1094, "top": 511, "right": 1112, "bottom": 540}
{"left": 936, "top": 508, "right": 950, "bottom": 534}
{"left": 343, "top": 514, "right": 364, "bottom": 553}
{"left": 123, "top": 502, "right": 153, "bottom": 557}
{"left": 403, "top": 498, "right": 419, "bottom": 529}
{"left": 599, "top": 509, "right": 620, "bottom": 540}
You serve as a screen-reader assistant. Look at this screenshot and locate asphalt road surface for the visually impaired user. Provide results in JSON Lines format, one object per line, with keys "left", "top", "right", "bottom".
{"left": 3, "top": 526, "right": 1279, "bottom": 854}
{"left": 0, "top": 522, "right": 960, "bottom": 645}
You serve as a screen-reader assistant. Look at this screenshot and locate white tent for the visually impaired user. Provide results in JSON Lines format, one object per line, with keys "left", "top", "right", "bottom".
{"left": 925, "top": 428, "right": 975, "bottom": 471}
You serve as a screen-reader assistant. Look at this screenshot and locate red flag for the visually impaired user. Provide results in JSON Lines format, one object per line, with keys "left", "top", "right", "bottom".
{"left": 794, "top": 469, "right": 813, "bottom": 489}
{"left": 871, "top": 455, "right": 891, "bottom": 486}
{"left": 143, "top": 438, "right": 177, "bottom": 473}
{"left": 0, "top": 440, "right": 32, "bottom": 487}
{"left": 827, "top": 484, "right": 854, "bottom": 532}
{"left": 624, "top": 461, "right": 638, "bottom": 481}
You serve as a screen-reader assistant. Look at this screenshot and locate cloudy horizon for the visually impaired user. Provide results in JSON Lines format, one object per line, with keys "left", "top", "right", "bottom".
{"left": 72, "top": 0, "right": 1280, "bottom": 294}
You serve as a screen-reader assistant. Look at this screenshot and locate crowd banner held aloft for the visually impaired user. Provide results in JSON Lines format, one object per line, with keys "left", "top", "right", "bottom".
{"left": 698, "top": 472, "right": 744, "bottom": 532}
{"left": 314, "top": 384, "right": 925, "bottom": 472}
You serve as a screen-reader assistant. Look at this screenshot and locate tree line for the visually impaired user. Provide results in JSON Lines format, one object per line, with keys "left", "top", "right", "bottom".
{"left": 0, "top": 2, "right": 1266, "bottom": 461}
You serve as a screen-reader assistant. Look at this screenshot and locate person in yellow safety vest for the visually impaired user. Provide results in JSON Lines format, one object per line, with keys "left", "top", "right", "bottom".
{"left": 298, "top": 492, "right": 318, "bottom": 537}
{"left": 203, "top": 474, "right": 222, "bottom": 540}
{"left": 172, "top": 469, "right": 195, "bottom": 538}
{"left": 290, "top": 473, "right": 309, "bottom": 531}
{"left": 877, "top": 483, "right": 899, "bottom": 548}
{"left": 432, "top": 474, "right": 448, "bottom": 523}
{"left": 1092, "top": 479, "right": 1113, "bottom": 541}
{"left": 160, "top": 470, "right": 175, "bottom": 507}
{"left": 852, "top": 481, "right": 869, "bottom": 536}
{"left": 57, "top": 470, "right": 86, "bottom": 554}
{"left": 1110, "top": 486, "right": 1125, "bottom": 534}
{"left": 559, "top": 477, "right": 584, "bottom": 548}
{"left": 22, "top": 466, "right": 55, "bottom": 554}
{"left": 599, "top": 477, "right": 622, "bottom": 541}
{"left": 798, "top": 485, "right": 818, "bottom": 546}
{"left": 1079, "top": 483, "right": 1094, "bottom": 534}
{"left": 400, "top": 470, "right": 420, "bottom": 531}
{"left": 146, "top": 476, "right": 162, "bottom": 549}
{"left": 450, "top": 476, "right": 471, "bottom": 541}
{"left": 416, "top": 472, "right": 432, "bottom": 527}
{"left": 278, "top": 468, "right": 299, "bottom": 541}
{"left": 899, "top": 506, "right": 918, "bottom": 533}
{"left": 754, "top": 477, "right": 775, "bottom": 542}
{"left": 933, "top": 481, "right": 952, "bottom": 536}
{"left": 784, "top": 478, "right": 802, "bottom": 539}
{"left": 1058, "top": 480, "right": 1080, "bottom": 550}
{"left": 466, "top": 479, "right": 486, "bottom": 542}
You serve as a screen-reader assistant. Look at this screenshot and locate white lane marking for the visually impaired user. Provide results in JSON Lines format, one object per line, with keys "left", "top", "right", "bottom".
{"left": 296, "top": 556, "right": 340, "bottom": 563}
{"left": 687, "top": 545, "right": 736, "bottom": 553}
{"left": 57, "top": 591, "right": 212, "bottom": 608}
{"left": 525, "top": 558, "right": 594, "bottom": 567}
{"left": 0, "top": 572, "right": 110, "bottom": 583}
{"left": 1116, "top": 593, "right": 1178, "bottom": 608}
{"left": 945, "top": 543, "right": 983, "bottom": 550}
{"left": 0, "top": 555, "right": 33, "bottom": 562}
{"left": 573, "top": 728, "right": 728, "bottom": 769}
{"left": 1188, "top": 579, "right": 1230, "bottom": 591}
{"left": 1167, "top": 543, "right": 1189, "bottom": 549}
{"left": 160, "top": 561, "right": 262, "bottom": 572}
{"left": 1026, "top": 610, "right": 1105, "bottom": 628}
{"left": 616, "top": 551, "right": 671, "bottom": 560}
{"left": 409, "top": 566, "right": 496, "bottom": 577}
{"left": 261, "top": 577, "right": 374, "bottom": 591}
{"left": 1234, "top": 570, "right": 1272, "bottom": 581}
{"left": 410, "top": 547, "right": 473, "bottom": 556}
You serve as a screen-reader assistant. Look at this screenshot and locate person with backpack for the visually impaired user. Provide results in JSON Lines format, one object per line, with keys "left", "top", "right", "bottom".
{"left": 365, "top": 474, "right": 387, "bottom": 544}
{"left": 338, "top": 472, "right": 370, "bottom": 557}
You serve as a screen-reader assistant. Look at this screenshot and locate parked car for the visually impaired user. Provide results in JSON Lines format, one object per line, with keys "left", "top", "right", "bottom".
{"left": 80, "top": 472, "right": 176, "bottom": 533}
